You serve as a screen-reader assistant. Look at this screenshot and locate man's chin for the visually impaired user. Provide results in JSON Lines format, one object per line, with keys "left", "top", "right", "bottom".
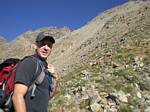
{"left": 40, "top": 54, "right": 48, "bottom": 59}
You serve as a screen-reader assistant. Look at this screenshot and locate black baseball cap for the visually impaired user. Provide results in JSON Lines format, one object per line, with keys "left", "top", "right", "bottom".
{"left": 36, "top": 31, "right": 55, "bottom": 43}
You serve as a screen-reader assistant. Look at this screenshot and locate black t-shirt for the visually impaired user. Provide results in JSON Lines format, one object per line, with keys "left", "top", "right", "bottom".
{"left": 15, "top": 55, "right": 50, "bottom": 112}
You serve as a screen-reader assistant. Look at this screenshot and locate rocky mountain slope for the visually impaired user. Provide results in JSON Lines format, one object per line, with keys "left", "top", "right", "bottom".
{"left": 0, "top": 36, "right": 5, "bottom": 45}
{"left": 0, "top": 0, "right": 150, "bottom": 112}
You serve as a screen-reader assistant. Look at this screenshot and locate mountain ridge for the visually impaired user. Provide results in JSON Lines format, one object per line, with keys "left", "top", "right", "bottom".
{"left": 0, "top": 0, "right": 150, "bottom": 111}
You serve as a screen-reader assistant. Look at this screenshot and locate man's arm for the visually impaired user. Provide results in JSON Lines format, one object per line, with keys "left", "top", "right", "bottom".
{"left": 50, "top": 73, "right": 58, "bottom": 98}
{"left": 47, "top": 64, "right": 58, "bottom": 98}
{"left": 12, "top": 84, "right": 28, "bottom": 112}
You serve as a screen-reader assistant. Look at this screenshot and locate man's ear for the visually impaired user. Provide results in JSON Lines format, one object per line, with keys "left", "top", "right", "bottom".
{"left": 31, "top": 43, "right": 37, "bottom": 49}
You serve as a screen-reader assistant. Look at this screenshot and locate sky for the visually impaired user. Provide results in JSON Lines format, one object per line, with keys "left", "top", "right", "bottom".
{"left": 0, "top": 0, "right": 128, "bottom": 41}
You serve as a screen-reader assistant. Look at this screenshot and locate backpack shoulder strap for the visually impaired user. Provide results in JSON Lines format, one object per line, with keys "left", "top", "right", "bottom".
{"left": 27, "top": 56, "right": 46, "bottom": 98}
{"left": 20, "top": 55, "right": 45, "bottom": 81}
{"left": 30, "top": 56, "right": 45, "bottom": 83}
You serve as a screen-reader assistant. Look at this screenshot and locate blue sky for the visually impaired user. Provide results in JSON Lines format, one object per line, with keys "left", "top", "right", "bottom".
{"left": 0, "top": 0, "right": 128, "bottom": 41}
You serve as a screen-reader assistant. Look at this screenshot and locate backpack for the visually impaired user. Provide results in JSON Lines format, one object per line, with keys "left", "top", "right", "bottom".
{"left": 0, "top": 58, "right": 20, "bottom": 111}
{"left": 0, "top": 56, "right": 52, "bottom": 112}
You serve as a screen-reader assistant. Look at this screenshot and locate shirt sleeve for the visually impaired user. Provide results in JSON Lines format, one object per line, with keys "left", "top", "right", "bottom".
{"left": 15, "top": 57, "right": 37, "bottom": 87}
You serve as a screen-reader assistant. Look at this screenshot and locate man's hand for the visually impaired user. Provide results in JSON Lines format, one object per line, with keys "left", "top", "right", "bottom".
{"left": 47, "top": 64, "right": 58, "bottom": 80}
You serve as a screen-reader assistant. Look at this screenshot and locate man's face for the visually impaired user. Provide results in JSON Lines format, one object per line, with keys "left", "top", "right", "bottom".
{"left": 36, "top": 38, "right": 53, "bottom": 59}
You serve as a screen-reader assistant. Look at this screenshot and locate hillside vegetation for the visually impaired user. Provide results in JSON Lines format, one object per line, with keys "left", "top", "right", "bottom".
{"left": 0, "top": 0, "right": 150, "bottom": 112}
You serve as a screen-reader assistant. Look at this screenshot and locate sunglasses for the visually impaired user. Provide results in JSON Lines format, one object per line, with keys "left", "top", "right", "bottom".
{"left": 37, "top": 41, "right": 53, "bottom": 48}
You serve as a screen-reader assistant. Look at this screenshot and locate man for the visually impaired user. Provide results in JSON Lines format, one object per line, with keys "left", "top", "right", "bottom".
{"left": 12, "top": 31, "right": 58, "bottom": 112}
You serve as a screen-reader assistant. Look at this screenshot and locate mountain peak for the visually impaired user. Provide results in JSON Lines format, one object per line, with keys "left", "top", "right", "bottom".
{"left": 0, "top": 0, "right": 150, "bottom": 111}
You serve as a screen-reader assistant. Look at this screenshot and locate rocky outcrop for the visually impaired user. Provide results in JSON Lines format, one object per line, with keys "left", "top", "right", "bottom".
{"left": 0, "top": 0, "right": 150, "bottom": 112}
{"left": 0, "top": 36, "right": 5, "bottom": 45}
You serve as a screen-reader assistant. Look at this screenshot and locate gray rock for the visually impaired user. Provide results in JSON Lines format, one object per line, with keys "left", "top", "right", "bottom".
{"left": 90, "top": 103, "right": 101, "bottom": 112}
{"left": 144, "top": 106, "right": 150, "bottom": 112}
